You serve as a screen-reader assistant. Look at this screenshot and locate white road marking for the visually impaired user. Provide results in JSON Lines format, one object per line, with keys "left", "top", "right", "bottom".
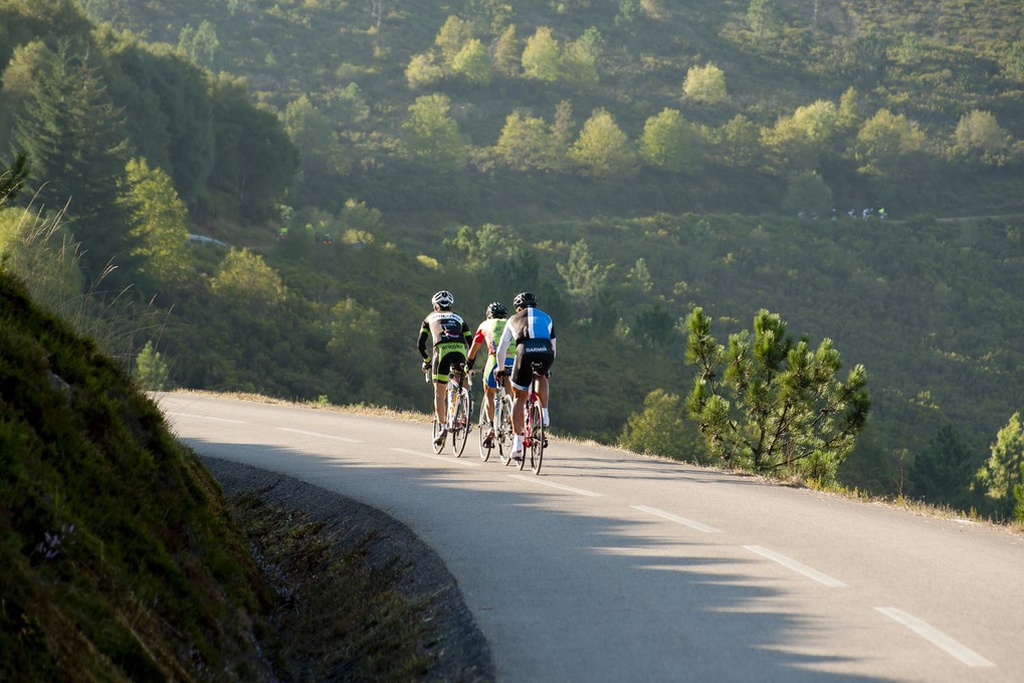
{"left": 167, "top": 412, "right": 246, "bottom": 424}
{"left": 391, "top": 448, "right": 480, "bottom": 466}
{"left": 742, "top": 545, "right": 847, "bottom": 587}
{"left": 278, "top": 427, "right": 361, "bottom": 443}
{"left": 875, "top": 607, "right": 995, "bottom": 668}
{"left": 507, "top": 475, "right": 602, "bottom": 497}
{"left": 630, "top": 505, "right": 722, "bottom": 534}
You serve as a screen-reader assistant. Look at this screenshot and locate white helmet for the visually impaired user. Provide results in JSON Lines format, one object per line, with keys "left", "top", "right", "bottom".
{"left": 431, "top": 290, "right": 454, "bottom": 309}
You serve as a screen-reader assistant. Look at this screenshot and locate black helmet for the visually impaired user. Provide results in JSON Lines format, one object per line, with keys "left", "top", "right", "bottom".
{"left": 513, "top": 291, "right": 537, "bottom": 309}
{"left": 431, "top": 290, "right": 454, "bottom": 309}
{"left": 485, "top": 301, "right": 508, "bottom": 319}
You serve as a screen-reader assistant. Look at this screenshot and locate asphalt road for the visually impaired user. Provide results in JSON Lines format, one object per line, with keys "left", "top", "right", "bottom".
{"left": 157, "top": 392, "right": 1024, "bottom": 683}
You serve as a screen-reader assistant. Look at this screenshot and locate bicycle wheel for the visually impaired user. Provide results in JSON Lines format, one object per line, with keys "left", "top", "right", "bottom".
{"left": 515, "top": 400, "right": 529, "bottom": 471}
{"left": 452, "top": 388, "right": 471, "bottom": 456}
{"left": 498, "top": 394, "right": 514, "bottom": 465}
{"left": 477, "top": 397, "right": 492, "bottom": 461}
{"left": 431, "top": 415, "right": 444, "bottom": 453}
{"left": 529, "top": 402, "right": 544, "bottom": 474}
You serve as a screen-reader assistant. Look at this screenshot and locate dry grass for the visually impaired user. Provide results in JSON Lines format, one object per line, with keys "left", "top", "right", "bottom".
{"left": 228, "top": 494, "right": 432, "bottom": 682}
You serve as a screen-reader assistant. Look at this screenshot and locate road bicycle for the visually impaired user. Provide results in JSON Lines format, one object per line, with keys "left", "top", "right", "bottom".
{"left": 522, "top": 363, "right": 546, "bottom": 474}
{"left": 431, "top": 368, "right": 472, "bottom": 456}
{"left": 479, "top": 374, "right": 514, "bottom": 463}
{"left": 499, "top": 363, "right": 546, "bottom": 474}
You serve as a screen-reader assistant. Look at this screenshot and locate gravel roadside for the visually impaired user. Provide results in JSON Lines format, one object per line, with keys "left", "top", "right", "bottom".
{"left": 202, "top": 456, "right": 494, "bottom": 682}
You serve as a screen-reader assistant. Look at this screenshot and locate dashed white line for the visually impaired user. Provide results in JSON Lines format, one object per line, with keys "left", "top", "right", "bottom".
{"left": 875, "top": 607, "right": 994, "bottom": 668}
{"left": 391, "top": 448, "right": 480, "bottom": 466}
{"left": 630, "top": 505, "right": 722, "bottom": 533}
{"left": 167, "top": 412, "right": 246, "bottom": 424}
{"left": 742, "top": 545, "right": 847, "bottom": 587}
{"left": 278, "top": 427, "right": 361, "bottom": 443}
{"left": 507, "top": 475, "right": 602, "bottom": 497}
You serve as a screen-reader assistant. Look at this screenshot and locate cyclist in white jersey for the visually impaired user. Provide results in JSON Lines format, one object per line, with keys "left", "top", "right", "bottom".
{"left": 495, "top": 291, "right": 556, "bottom": 458}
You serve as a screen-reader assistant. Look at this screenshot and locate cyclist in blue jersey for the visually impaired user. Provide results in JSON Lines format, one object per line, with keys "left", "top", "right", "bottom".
{"left": 417, "top": 290, "right": 472, "bottom": 447}
{"left": 495, "top": 291, "right": 556, "bottom": 458}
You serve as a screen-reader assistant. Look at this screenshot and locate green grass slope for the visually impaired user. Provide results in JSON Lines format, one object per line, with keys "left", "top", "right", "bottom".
{"left": 0, "top": 271, "right": 271, "bottom": 681}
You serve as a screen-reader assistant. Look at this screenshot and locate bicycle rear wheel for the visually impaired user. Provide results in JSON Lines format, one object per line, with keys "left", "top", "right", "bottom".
{"left": 528, "top": 402, "right": 544, "bottom": 474}
{"left": 477, "top": 396, "right": 491, "bottom": 461}
{"left": 452, "top": 388, "right": 471, "bottom": 456}
{"left": 498, "top": 394, "right": 514, "bottom": 465}
{"left": 431, "top": 415, "right": 444, "bottom": 453}
{"left": 516, "top": 401, "right": 529, "bottom": 471}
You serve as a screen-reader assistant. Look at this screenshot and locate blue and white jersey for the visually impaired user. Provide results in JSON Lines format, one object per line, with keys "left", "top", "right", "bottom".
{"left": 495, "top": 307, "right": 556, "bottom": 368}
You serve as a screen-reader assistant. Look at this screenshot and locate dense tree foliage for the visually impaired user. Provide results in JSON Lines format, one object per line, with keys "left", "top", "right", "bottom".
{"left": 640, "top": 108, "right": 697, "bottom": 173}
{"left": 521, "top": 27, "right": 560, "bottom": 82}
{"left": 911, "top": 424, "right": 981, "bottom": 509}
{"left": 118, "top": 158, "right": 192, "bottom": 285}
{"left": 620, "top": 389, "right": 705, "bottom": 463}
{"left": 207, "top": 74, "right": 299, "bottom": 218}
{"left": 11, "top": 40, "right": 133, "bottom": 281}
{"left": 683, "top": 63, "right": 728, "bottom": 104}
{"left": 399, "top": 94, "right": 467, "bottom": 171}
{"left": 975, "top": 412, "right": 1024, "bottom": 518}
{"left": 2, "top": 0, "right": 1023, "bottom": 511}
{"left": 0, "top": 0, "right": 298, "bottom": 241}
{"left": 52, "top": 0, "right": 1024, "bottom": 221}
{"left": 569, "top": 109, "right": 638, "bottom": 177}
{"left": 494, "top": 110, "right": 561, "bottom": 170}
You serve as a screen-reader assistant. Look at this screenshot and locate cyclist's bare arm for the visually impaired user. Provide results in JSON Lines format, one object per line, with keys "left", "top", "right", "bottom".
{"left": 494, "top": 323, "right": 514, "bottom": 369}
{"left": 467, "top": 338, "right": 484, "bottom": 367}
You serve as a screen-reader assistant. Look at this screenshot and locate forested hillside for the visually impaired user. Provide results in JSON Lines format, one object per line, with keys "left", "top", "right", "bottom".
{"left": 2, "top": 0, "right": 1023, "bottom": 518}
{"left": 77, "top": 0, "right": 1024, "bottom": 225}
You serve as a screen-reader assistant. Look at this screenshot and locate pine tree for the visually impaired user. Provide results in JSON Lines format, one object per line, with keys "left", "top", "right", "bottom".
{"left": 912, "top": 424, "right": 979, "bottom": 507}
{"left": 13, "top": 41, "right": 134, "bottom": 282}
{"left": 685, "top": 307, "right": 871, "bottom": 483}
{"left": 133, "top": 340, "right": 170, "bottom": 391}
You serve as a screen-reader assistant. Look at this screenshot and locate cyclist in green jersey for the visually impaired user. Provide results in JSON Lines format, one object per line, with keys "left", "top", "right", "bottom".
{"left": 417, "top": 290, "right": 472, "bottom": 447}
{"left": 466, "top": 302, "right": 515, "bottom": 448}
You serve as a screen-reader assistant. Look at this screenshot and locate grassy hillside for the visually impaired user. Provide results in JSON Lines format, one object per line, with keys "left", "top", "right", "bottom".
{"left": 0, "top": 271, "right": 270, "bottom": 680}
{"left": 0, "top": 268, "right": 465, "bottom": 679}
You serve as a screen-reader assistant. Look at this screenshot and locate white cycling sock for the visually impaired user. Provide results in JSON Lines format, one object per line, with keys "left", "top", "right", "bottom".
{"left": 513, "top": 434, "right": 524, "bottom": 453}
{"left": 542, "top": 407, "right": 550, "bottom": 427}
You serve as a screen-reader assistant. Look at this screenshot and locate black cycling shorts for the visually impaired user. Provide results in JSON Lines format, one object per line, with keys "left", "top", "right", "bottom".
{"left": 510, "top": 338, "right": 554, "bottom": 391}
{"left": 431, "top": 342, "right": 466, "bottom": 383}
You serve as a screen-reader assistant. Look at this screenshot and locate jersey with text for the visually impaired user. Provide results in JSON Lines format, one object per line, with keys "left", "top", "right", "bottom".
{"left": 417, "top": 311, "right": 471, "bottom": 361}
